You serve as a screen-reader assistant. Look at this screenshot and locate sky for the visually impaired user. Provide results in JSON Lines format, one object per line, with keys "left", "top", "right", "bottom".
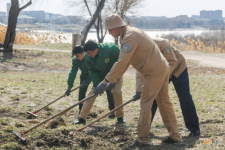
{"left": 0, "top": 0, "right": 225, "bottom": 18}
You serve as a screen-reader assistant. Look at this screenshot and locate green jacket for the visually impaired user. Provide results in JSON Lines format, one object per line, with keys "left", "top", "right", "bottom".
{"left": 84, "top": 42, "right": 120, "bottom": 87}
{"left": 67, "top": 56, "right": 92, "bottom": 88}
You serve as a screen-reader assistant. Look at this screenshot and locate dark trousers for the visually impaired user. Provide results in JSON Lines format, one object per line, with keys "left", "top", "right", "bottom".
{"left": 79, "top": 75, "right": 115, "bottom": 111}
{"left": 105, "top": 90, "right": 115, "bottom": 110}
{"left": 78, "top": 74, "right": 89, "bottom": 111}
{"left": 151, "top": 68, "right": 200, "bottom": 132}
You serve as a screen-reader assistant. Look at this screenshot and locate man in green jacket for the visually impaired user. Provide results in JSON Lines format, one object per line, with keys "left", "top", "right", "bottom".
{"left": 74, "top": 40, "right": 125, "bottom": 124}
{"left": 65, "top": 46, "right": 92, "bottom": 114}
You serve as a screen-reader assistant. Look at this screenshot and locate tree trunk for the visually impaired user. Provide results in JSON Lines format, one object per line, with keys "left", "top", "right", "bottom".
{"left": 72, "top": 33, "right": 82, "bottom": 57}
{"left": 4, "top": 0, "right": 19, "bottom": 53}
{"left": 80, "top": 0, "right": 106, "bottom": 46}
{"left": 3, "top": 0, "right": 32, "bottom": 53}
{"left": 82, "top": 0, "right": 106, "bottom": 44}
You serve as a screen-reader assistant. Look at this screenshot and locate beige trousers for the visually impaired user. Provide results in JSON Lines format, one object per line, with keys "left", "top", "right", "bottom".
{"left": 137, "top": 68, "right": 181, "bottom": 144}
{"left": 80, "top": 78, "right": 124, "bottom": 120}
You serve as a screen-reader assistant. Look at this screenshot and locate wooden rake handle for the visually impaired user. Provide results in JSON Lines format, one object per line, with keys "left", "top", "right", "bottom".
{"left": 21, "top": 94, "right": 96, "bottom": 135}
{"left": 77, "top": 98, "right": 135, "bottom": 132}
{"left": 32, "top": 85, "right": 82, "bottom": 114}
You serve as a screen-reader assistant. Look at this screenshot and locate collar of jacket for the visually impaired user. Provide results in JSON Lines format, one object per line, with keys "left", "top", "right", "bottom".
{"left": 95, "top": 44, "right": 103, "bottom": 58}
{"left": 119, "top": 26, "right": 127, "bottom": 43}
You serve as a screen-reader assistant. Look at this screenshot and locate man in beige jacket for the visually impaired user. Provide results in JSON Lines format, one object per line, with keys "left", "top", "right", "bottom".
{"left": 135, "top": 37, "right": 200, "bottom": 136}
{"left": 93, "top": 14, "right": 182, "bottom": 147}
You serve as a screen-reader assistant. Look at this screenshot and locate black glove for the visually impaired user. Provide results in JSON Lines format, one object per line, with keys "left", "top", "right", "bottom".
{"left": 81, "top": 80, "right": 89, "bottom": 88}
{"left": 65, "top": 87, "right": 71, "bottom": 96}
{"left": 106, "top": 82, "right": 116, "bottom": 90}
{"left": 93, "top": 82, "right": 107, "bottom": 96}
{"left": 133, "top": 91, "right": 141, "bottom": 101}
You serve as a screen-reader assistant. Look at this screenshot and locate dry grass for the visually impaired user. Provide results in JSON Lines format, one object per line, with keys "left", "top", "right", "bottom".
{"left": 14, "top": 43, "right": 71, "bottom": 50}
{"left": 0, "top": 25, "right": 36, "bottom": 45}
{"left": 162, "top": 30, "right": 225, "bottom": 53}
{"left": 170, "top": 37, "right": 225, "bottom": 53}
{"left": 0, "top": 25, "right": 69, "bottom": 45}
{"left": 0, "top": 49, "right": 224, "bottom": 149}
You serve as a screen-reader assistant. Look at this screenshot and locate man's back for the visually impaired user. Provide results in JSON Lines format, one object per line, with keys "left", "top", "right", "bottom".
{"left": 153, "top": 37, "right": 186, "bottom": 77}
{"left": 120, "top": 26, "right": 168, "bottom": 76}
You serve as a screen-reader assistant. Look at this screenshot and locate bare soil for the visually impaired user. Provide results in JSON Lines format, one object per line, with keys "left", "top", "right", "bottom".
{"left": 0, "top": 49, "right": 224, "bottom": 150}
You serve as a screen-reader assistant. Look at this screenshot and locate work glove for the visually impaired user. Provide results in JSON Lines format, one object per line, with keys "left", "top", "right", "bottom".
{"left": 65, "top": 87, "right": 71, "bottom": 96}
{"left": 81, "top": 80, "right": 89, "bottom": 88}
{"left": 93, "top": 82, "right": 107, "bottom": 96}
{"left": 133, "top": 91, "right": 141, "bottom": 101}
{"left": 106, "top": 82, "right": 116, "bottom": 90}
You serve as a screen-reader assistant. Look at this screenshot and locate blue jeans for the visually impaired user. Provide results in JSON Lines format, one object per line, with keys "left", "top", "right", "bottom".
{"left": 151, "top": 68, "right": 200, "bottom": 132}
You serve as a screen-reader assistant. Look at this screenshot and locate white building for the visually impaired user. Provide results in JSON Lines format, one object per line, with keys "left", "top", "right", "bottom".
{"left": 200, "top": 10, "right": 223, "bottom": 20}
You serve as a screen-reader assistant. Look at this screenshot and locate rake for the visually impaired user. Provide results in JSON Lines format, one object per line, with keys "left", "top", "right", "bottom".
{"left": 27, "top": 85, "right": 81, "bottom": 118}
{"left": 13, "top": 94, "right": 95, "bottom": 141}
{"left": 77, "top": 98, "right": 135, "bottom": 132}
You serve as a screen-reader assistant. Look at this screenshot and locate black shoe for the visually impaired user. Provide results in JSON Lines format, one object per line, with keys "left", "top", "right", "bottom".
{"left": 162, "top": 137, "right": 179, "bottom": 144}
{"left": 108, "top": 111, "right": 115, "bottom": 119}
{"left": 129, "top": 141, "right": 149, "bottom": 148}
{"left": 189, "top": 130, "right": 201, "bottom": 136}
{"left": 133, "top": 130, "right": 154, "bottom": 136}
{"left": 73, "top": 117, "right": 86, "bottom": 125}
{"left": 133, "top": 130, "right": 138, "bottom": 134}
{"left": 117, "top": 117, "right": 126, "bottom": 124}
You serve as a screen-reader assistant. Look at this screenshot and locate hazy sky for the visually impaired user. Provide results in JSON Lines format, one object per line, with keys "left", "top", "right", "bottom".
{"left": 0, "top": 0, "right": 225, "bottom": 17}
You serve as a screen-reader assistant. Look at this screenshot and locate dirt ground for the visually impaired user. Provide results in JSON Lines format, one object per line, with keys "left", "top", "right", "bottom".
{"left": 0, "top": 49, "right": 224, "bottom": 150}
{"left": 182, "top": 51, "right": 225, "bottom": 69}
{"left": 13, "top": 46, "right": 225, "bottom": 69}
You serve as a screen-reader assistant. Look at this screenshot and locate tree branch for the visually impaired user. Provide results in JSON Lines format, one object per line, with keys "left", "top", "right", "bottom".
{"left": 96, "top": 17, "right": 101, "bottom": 42}
{"left": 103, "top": 30, "right": 107, "bottom": 40}
{"left": 84, "top": 0, "right": 92, "bottom": 17}
{"left": 99, "top": 15, "right": 104, "bottom": 42}
{"left": 19, "top": 0, "right": 32, "bottom": 12}
{"left": 84, "top": 0, "right": 98, "bottom": 29}
{"left": 80, "top": 0, "right": 106, "bottom": 45}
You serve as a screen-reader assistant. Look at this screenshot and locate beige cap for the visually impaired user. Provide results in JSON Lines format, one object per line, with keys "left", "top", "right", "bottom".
{"left": 105, "top": 14, "right": 126, "bottom": 30}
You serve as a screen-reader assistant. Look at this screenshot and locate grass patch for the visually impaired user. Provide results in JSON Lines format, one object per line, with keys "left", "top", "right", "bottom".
{"left": 10, "top": 95, "right": 20, "bottom": 101}
{"left": 0, "top": 50, "right": 224, "bottom": 149}
{"left": 21, "top": 91, "right": 28, "bottom": 94}
{"left": 46, "top": 111, "right": 52, "bottom": 116}
{"left": 0, "top": 119, "right": 8, "bottom": 125}
{"left": 5, "top": 125, "right": 15, "bottom": 132}
{"left": 0, "top": 107, "right": 12, "bottom": 113}
{"left": 2, "top": 142, "right": 18, "bottom": 149}
{"left": 14, "top": 43, "right": 72, "bottom": 50}
{"left": 44, "top": 106, "right": 54, "bottom": 111}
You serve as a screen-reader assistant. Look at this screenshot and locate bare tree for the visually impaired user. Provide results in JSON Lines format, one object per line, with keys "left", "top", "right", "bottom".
{"left": 80, "top": 0, "right": 106, "bottom": 45}
{"left": 106, "top": 0, "right": 145, "bottom": 44}
{"left": 82, "top": 0, "right": 106, "bottom": 43}
{"left": 66, "top": 0, "right": 106, "bottom": 45}
{"left": 80, "top": 0, "right": 145, "bottom": 43}
{"left": 3, "top": 0, "right": 32, "bottom": 53}
{"left": 107, "top": 0, "right": 144, "bottom": 20}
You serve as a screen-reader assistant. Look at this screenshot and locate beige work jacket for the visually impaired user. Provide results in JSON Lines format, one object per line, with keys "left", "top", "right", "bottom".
{"left": 105, "top": 26, "right": 169, "bottom": 83}
{"left": 136, "top": 37, "right": 187, "bottom": 91}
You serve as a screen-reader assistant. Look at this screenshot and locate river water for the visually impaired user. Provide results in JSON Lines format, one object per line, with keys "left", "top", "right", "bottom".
{"left": 88, "top": 30, "right": 211, "bottom": 43}
{"left": 32, "top": 29, "right": 216, "bottom": 43}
